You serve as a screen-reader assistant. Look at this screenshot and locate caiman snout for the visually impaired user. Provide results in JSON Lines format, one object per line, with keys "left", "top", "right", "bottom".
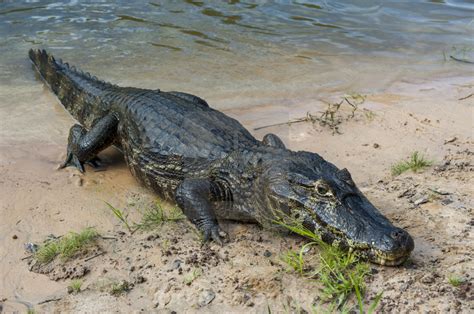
{"left": 371, "top": 227, "right": 414, "bottom": 266}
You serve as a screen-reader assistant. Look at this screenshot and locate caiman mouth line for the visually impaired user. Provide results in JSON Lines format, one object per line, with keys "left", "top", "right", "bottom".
{"left": 297, "top": 208, "right": 413, "bottom": 266}
{"left": 340, "top": 235, "right": 413, "bottom": 266}
{"left": 370, "top": 249, "right": 411, "bottom": 266}
{"left": 329, "top": 230, "right": 413, "bottom": 266}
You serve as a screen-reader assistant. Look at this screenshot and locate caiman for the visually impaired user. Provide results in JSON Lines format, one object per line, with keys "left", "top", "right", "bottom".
{"left": 29, "top": 49, "right": 414, "bottom": 266}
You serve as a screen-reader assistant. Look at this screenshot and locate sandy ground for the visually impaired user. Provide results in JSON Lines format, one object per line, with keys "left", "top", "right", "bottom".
{"left": 0, "top": 75, "right": 473, "bottom": 313}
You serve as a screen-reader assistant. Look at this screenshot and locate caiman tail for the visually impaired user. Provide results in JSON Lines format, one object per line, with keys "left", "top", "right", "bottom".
{"left": 28, "top": 49, "right": 114, "bottom": 127}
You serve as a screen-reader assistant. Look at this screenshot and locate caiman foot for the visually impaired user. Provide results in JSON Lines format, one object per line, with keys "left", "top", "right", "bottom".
{"left": 201, "top": 224, "right": 228, "bottom": 246}
{"left": 58, "top": 114, "right": 118, "bottom": 173}
{"left": 175, "top": 178, "right": 229, "bottom": 246}
{"left": 59, "top": 149, "right": 103, "bottom": 173}
{"left": 59, "top": 150, "right": 85, "bottom": 173}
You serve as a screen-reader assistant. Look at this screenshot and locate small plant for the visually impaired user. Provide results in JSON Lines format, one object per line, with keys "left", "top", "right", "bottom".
{"left": 391, "top": 151, "right": 432, "bottom": 176}
{"left": 110, "top": 281, "right": 131, "bottom": 296}
{"left": 281, "top": 250, "right": 304, "bottom": 274}
{"left": 275, "top": 217, "right": 382, "bottom": 312}
{"left": 183, "top": 268, "right": 202, "bottom": 285}
{"left": 165, "top": 205, "right": 186, "bottom": 221}
{"left": 363, "top": 108, "right": 376, "bottom": 121}
{"left": 254, "top": 93, "right": 365, "bottom": 134}
{"left": 281, "top": 242, "right": 316, "bottom": 275}
{"left": 317, "top": 242, "right": 370, "bottom": 307}
{"left": 161, "top": 238, "right": 170, "bottom": 251}
{"left": 448, "top": 275, "right": 465, "bottom": 287}
{"left": 35, "top": 240, "right": 60, "bottom": 264}
{"left": 68, "top": 279, "right": 83, "bottom": 294}
{"left": 137, "top": 202, "right": 184, "bottom": 230}
{"left": 60, "top": 228, "right": 98, "bottom": 260}
{"left": 106, "top": 201, "right": 184, "bottom": 233}
{"left": 35, "top": 228, "right": 98, "bottom": 263}
{"left": 105, "top": 202, "right": 135, "bottom": 233}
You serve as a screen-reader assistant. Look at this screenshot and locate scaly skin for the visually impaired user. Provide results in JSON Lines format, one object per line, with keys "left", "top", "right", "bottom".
{"left": 29, "top": 49, "right": 414, "bottom": 265}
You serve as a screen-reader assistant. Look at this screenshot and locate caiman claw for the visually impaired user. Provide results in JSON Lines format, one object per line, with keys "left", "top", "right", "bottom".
{"left": 59, "top": 150, "right": 85, "bottom": 173}
{"left": 202, "top": 225, "right": 228, "bottom": 246}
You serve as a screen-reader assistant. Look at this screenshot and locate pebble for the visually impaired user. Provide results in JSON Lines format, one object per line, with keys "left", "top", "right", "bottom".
{"left": 24, "top": 242, "right": 38, "bottom": 253}
{"left": 263, "top": 250, "right": 272, "bottom": 257}
{"left": 421, "top": 274, "right": 435, "bottom": 284}
{"left": 444, "top": 137, "right": 457, "bottom": 144}
{"left": 198, "top": 289, "right": 216, "bottom": 307}
{"left": 153, "top": 291, "right": 171, "bottom": 309}
{"left": 169, "top": 259, "right": 182, "bottom": 271}
{"left": 74, "top": 177, "right": 83, "bottom": 187}
{"left": 429, "top": 188, "right": 450, "bottom": 195}
{"left": 441, "top": 198, "right": 453, "bottom": 205}
{"left": 133, "top": 275, "right": 147, "bottom": 284}
{"left": 414, "top": 197, "right": 429, "bottom": 206}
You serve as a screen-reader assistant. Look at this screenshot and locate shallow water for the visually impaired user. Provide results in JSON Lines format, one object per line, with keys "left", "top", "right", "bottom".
{"left": 0, "top": 0, "right": 472, "bottom": 144}
{"left": 1, "top": 1, "right": 473, "bottom": 102}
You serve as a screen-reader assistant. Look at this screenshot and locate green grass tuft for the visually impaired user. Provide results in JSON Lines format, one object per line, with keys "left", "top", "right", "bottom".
{"left": 183, "top": 268, "right": 202, "bottom": 285}
{"left": 105, "top": 201, "right": 135, "bottom": 233}
{"left": 35, "top": 240, "right": 60, "bottom": 264}
{"left": 281, "top": 242, "right": 317, "bottom": 275}
{"left": 106, "top": 201, "right": 184, "bottom": 233}
{"left": 60, "top": 228, "right": 98, "bottom": 260}
{"left": 110, "top": 281, "right": 131, "bottom": 296}
{"left": 448, "top": 275, "right": 465, "bottom": 287}
{"left": 391, "top": 151, "right": 432, "bottom": 176}
{"left": 68, "top": 279, "right": 83, "bottom": 294}
{"left": 276, "top": 218, "right": 383, "bottom": 312}
{"left": 35, "top": 228, "right": 98, "bottom": 264}
{"left": 137, "top": 202, "right": 184, "bottom": 230}
{"left": 318, "top": 244, "right": 370, "bottom": 307}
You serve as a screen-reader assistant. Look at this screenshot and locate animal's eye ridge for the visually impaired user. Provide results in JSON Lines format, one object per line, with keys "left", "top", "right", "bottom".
{"left": 338, "top": 168, "right": 352, "bottom": 181}
{"left": 289, "top": 175, "right": 315, "bottom": 188}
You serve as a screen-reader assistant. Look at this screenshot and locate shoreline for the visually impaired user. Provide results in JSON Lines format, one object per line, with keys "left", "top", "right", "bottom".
{"left": 0, "top": 74, "right": 473, "bottom": 312}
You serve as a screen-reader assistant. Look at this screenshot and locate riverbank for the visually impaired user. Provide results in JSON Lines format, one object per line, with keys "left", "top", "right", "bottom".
{"left": 0, "top": 74, "right": 472, "bottom": 312}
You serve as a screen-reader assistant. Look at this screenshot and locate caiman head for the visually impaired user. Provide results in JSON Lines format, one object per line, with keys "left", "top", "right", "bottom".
{"left": 260, "top": 150, "right": 414, "bottom": 266}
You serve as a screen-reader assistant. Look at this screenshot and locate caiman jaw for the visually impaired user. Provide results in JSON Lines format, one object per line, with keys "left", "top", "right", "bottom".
{"left": 369, "top": 249, "right": 412, "bottom": 266}
{"left": 318, "top": 229, "right": 414, "bottom": 266}
{"left": 299, "top": 202, "right": 415, "bottom": 266}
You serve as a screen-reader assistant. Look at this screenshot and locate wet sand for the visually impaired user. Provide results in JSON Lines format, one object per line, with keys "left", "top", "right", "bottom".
{"left": 0, "top": 72, "right": 472, "bottom": 312}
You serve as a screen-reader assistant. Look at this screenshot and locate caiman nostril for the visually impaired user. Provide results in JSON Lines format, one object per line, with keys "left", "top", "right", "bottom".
{"left": 389, "top": 228, "right": 415, "bottom": 252}
{"left": 390, "top": 228, "right": 405, "bottom": 240}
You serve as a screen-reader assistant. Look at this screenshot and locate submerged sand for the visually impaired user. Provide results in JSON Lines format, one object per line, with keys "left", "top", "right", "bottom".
{"left": 0, "top": 75, "right": 473, "bottom": 312}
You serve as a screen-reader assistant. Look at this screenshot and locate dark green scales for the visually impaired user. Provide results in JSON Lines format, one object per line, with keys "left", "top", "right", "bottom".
{"left": 29, "top": 49, "right": 414, "bottom": 266}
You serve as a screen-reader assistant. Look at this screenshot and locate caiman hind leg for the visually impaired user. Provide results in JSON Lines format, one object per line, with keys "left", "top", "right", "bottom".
{"left": 175, "top": 178, "right": 227, "bottom": 245}
{"left": 60, "top": 113, "right": 119, "bottom": 173}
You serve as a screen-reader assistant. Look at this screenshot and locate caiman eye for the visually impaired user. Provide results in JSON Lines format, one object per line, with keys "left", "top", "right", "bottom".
{"left": 315, "top": 182, "right": 331, "bottom": 196}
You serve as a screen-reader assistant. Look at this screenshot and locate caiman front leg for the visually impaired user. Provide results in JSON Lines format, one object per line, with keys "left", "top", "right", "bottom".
{"left": 60, "top": 113, "right": 119, "bottom": 173}
{"left": 175, "top": 178, "right": 227, "bottom": 245}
